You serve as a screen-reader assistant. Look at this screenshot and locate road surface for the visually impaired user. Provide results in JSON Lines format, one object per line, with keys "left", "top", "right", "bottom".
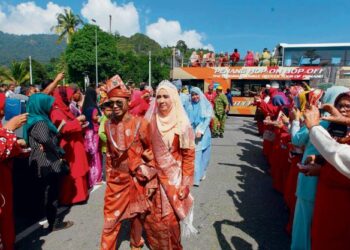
{"left": 16, "top": 116, "right": 290, "bottom": 250}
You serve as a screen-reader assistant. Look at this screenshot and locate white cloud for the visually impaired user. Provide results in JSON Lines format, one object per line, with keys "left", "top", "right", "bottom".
{"left": 0, "top": 2, "right": 67, "bottom": 34}
{"left": 0, "top": 1, "right": 213, "bottom": 50}
{"left": 146, "top": 18, "right": 214, "bottom": 50}
{"left": 81, "top": 0, "right": 140, "bottom": 37}
{"left": 0, "top": 7, "right": 5, "bottom": 24}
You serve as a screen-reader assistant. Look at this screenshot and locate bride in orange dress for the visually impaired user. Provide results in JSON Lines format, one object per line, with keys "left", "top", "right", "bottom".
{"left": 144, "top": 80, "right": 197, "bottom": 249}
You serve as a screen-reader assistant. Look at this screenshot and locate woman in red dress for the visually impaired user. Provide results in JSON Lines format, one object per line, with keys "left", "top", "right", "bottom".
{"left": 311, "top": 92, "right": 350, "bottom": 250}
{"left": 269, "top": 124, "right": 291, "bottom": 193}
{"left": 50, "top": 87, "right": 89, "bottom": 205}
{"left": 0, "top": 93, "right": 28, "bottom": 250}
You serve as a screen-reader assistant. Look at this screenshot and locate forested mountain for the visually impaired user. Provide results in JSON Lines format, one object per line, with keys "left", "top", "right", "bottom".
{"left": 0, "top": 31, "right": 166, "bottom": 66}
{"left": 0, "top": 31, "right": 66, "bottom": 65}
{"left": 116, "top": 33, "right": 162, "bottom": 54}
{"left": 0, "top": 29, "right": 203, "bottom": 85}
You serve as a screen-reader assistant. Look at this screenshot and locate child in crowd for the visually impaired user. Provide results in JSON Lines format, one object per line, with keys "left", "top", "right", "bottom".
{"left": 98, "top": 102, "right": 112, "bottom": 182}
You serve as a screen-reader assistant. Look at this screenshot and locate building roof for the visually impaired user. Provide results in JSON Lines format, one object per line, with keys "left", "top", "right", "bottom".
{"left": 277, "top": 43, "right": 350, "bottom": 48}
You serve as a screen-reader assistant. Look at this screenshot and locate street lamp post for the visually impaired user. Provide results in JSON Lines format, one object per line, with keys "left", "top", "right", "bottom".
{"left": 109, "top": 15, "right": 112, "bottom": 34}
{"left": 29, "top": 56, "right": 33, "bottom": 85}
{"left": 91, "top": 19, "right": 98, "bottom": 88}
{"left": 148, "top": 51, "right": 151, "bottom": 87}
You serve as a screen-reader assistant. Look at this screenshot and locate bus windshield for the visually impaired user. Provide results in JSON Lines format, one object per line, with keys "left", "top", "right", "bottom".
{"left": 277, "top": 43, "right": 350, "bottom": 67}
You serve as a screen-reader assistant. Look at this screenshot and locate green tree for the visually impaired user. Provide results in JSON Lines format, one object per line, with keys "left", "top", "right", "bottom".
{"left": 65, "top": 24, "right": 120, "bottom": 86}
{"left": 0, "top": 61, "right": 30, "bottom": 85}
{"left": 152, "top": 54, "right": 171, "bottom": 84}
{"left": 117, "top": 50, "right": 171, "bottom": 85}
{"left": 45, "top": 58, "right": 60, "bottom": 79}
{"left": 51, "top": 9, "right": 83, "bottom": 44}
{"left": 118, "top": 51, "right": 147, "bottom": 83}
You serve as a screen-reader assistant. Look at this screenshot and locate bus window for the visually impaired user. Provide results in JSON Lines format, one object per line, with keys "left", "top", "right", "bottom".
{"left": 231, "top": 88, "right": 241, "bottom": 97}
{"left": 331, "top": 57, "right": 341, "bottom": 65}
{"left": 282, "top": 46, "right": 349, "bottom": 66}
{"left": 231, "top": 81, "right": 243, "bottom": 96}
{"left": 243, "top": 84, "right": 250, "bottom": 97}
{"left": 181, "top": 79, "right": 204, "bottom": 91}
{"left": 284, "top": 57, "right": 292, "bottom": 66}
{"left": 231, "top": 80, "right": 270, "bottom": 97}
{"left": 312, "top": 58, "right": 321, "bottom": 65}
{"left": 250, "top": 84, "right": 263, "bottom": 95}
{"left": 346, "top": 50, "right": 350, "bottom": 66}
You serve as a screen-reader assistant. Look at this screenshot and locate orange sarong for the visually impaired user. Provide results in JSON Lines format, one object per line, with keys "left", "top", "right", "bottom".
{"left": 144, "top": 116, "right": 195, "bottom": 250}
{"left": 100, "top": 115, "right": 157, "bottom": 250}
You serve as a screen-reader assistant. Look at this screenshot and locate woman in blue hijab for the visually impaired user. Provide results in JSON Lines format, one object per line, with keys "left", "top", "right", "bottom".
{"left": 185, "top": 87, "right": 213, "bottom": 186}
{"left": 290, "top": 86, "right": 349, "bottom": 250}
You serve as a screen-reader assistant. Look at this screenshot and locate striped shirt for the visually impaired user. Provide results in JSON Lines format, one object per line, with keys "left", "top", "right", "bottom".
{"left": 28, "top": 121, "right": 63, "bottom": 178}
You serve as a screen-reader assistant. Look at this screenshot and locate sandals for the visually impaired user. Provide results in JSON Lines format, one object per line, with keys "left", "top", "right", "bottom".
{"left": 49, "top": 221, "right": 74, "bottom": 232}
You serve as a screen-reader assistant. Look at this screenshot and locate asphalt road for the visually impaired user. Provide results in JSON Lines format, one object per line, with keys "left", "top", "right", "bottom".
{"left": 15, "top": 116, "right": 290, "bottom": 250}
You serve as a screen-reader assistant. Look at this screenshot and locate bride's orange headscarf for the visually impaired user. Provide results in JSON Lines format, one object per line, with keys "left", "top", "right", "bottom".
{"left": 146, "top": 80, "right": 194, "bottom": 149}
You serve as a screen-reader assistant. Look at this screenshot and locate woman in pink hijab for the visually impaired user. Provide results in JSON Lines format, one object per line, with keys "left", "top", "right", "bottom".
{"left": 244, "top": 51, "right": 255, "bottom": 66}
{"left": 129, "top": 90, "right": 151, "bottom": 117}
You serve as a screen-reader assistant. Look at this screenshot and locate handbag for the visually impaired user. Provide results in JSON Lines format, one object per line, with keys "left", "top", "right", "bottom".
{"left": 263, "top": 130, "right": 275, "bottom": 142}
{"left": 59, "top": 158, "right": 70, "bottom": 176}
{"left": 4, "top": 98, "right": 26, "bottom": 121}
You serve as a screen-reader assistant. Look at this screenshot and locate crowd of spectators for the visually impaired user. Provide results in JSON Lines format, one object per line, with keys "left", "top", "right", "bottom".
{"left": 189, "top": 48, "right": 279, "bottom": 67}
{"left": 2, "top": 72, "right": 350, "bottom": 249}
{"left": 0, "top": 75, "right": 154, "bottom": 249}
{"left": 253, "top": 81, "right": 350, "bottom": 250}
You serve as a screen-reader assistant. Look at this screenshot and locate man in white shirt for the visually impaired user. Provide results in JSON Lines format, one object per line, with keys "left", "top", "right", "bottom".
{"left": 5, "top": 83, "right": 16, "bottom": 98}
{"left": 304, "top": 105, "right": 350, "bottom": 179}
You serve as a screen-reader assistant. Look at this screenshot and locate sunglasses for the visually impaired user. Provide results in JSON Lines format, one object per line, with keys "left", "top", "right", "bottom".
{"left": 105, "top": 100, "right": 124, "bottom": 108}
{"left": 336, "top": 103, "right": 350, "bottom": 110}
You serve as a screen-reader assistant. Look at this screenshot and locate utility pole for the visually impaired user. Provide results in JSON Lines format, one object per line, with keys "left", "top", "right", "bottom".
{"left": 29, "top": 56, "right": 33, "bottom": 85}
{"left": 148, "top": 51, "right": 152, "bottom": 87}
{"left": 91, "top": 19, "right": 98, "bottom": 88}
{"left": 109, "top": 15, "right": 112, "bottom": 34}
{"left": 172, "top": 48, "right": 176, "bottom": 69}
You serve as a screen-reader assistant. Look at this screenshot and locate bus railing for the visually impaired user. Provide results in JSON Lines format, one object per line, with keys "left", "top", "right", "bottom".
{"left": 176, "top": 57, "right": 350, "bottom": 68}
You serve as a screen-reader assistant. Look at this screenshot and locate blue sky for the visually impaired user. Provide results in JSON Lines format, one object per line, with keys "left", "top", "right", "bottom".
{"left": 1, "top": 0, "right": 350, "bottom": 53}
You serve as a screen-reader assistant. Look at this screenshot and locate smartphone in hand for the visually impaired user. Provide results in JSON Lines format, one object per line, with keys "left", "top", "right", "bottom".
{"left": 297, "top": 163, "right": 309, "bottom": 173}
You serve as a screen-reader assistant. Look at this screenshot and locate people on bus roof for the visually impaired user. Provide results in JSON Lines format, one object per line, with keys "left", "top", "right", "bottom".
{"left": 230, "top": 49, "right": 240, "bottom": 66}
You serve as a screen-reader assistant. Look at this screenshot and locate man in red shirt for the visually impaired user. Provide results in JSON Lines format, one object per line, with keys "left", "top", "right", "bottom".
{"left": 230, "top": 49, "right": 240, "bottom": 66}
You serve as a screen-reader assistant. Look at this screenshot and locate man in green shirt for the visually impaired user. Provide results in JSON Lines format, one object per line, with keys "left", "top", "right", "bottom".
{"left": 213, "top": 85, "right": 229, "bottom": 138}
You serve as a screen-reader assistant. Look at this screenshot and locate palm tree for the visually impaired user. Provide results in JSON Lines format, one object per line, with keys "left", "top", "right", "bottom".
{"left": 0, "top": 61, "right": 30, "bottom": 85}
{"left": 51, "top": 9, "right": 83, "bottom": 44}
{"left": 176, "top": 40, "right": 188, "bottom": 55}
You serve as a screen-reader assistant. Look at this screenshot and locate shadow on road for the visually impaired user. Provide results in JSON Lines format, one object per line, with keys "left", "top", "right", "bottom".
{"left": 16, "top": 229, "right": 46, "bottom": 250}
{"left": 239, "top": 127, "right": 260, "bottom": 137}
{"left": 236, "top": 138, "right": 268, "bottom": 173}
{"left": 214, "top": 130, "right": 290, "bottom": 250}
{"left": 15, "top": 207, "right": 71, "bottom": 250}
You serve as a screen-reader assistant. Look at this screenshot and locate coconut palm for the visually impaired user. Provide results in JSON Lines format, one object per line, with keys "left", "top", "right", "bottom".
{"left": 176, "top": 40, "right": 188, "bottom": 55}
{"left": 0, "top": 61, "right": 30, "bottom": 85}
{"left": 51, "top": 9, "right": 83, "bottom": 44}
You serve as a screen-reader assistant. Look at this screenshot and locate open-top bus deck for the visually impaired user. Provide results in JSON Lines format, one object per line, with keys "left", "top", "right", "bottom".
{"left": 172, "top": 43, "right": 350, "bottom": 115}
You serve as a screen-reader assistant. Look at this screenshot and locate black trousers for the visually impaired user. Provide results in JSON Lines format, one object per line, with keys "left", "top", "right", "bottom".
{"left": 40, "top": 174, "right": 60, "bottom": 227}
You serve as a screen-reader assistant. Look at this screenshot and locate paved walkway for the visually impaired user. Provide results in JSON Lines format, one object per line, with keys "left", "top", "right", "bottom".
{"left": 16, "top": 117, "right": 290, "bottom": 250}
